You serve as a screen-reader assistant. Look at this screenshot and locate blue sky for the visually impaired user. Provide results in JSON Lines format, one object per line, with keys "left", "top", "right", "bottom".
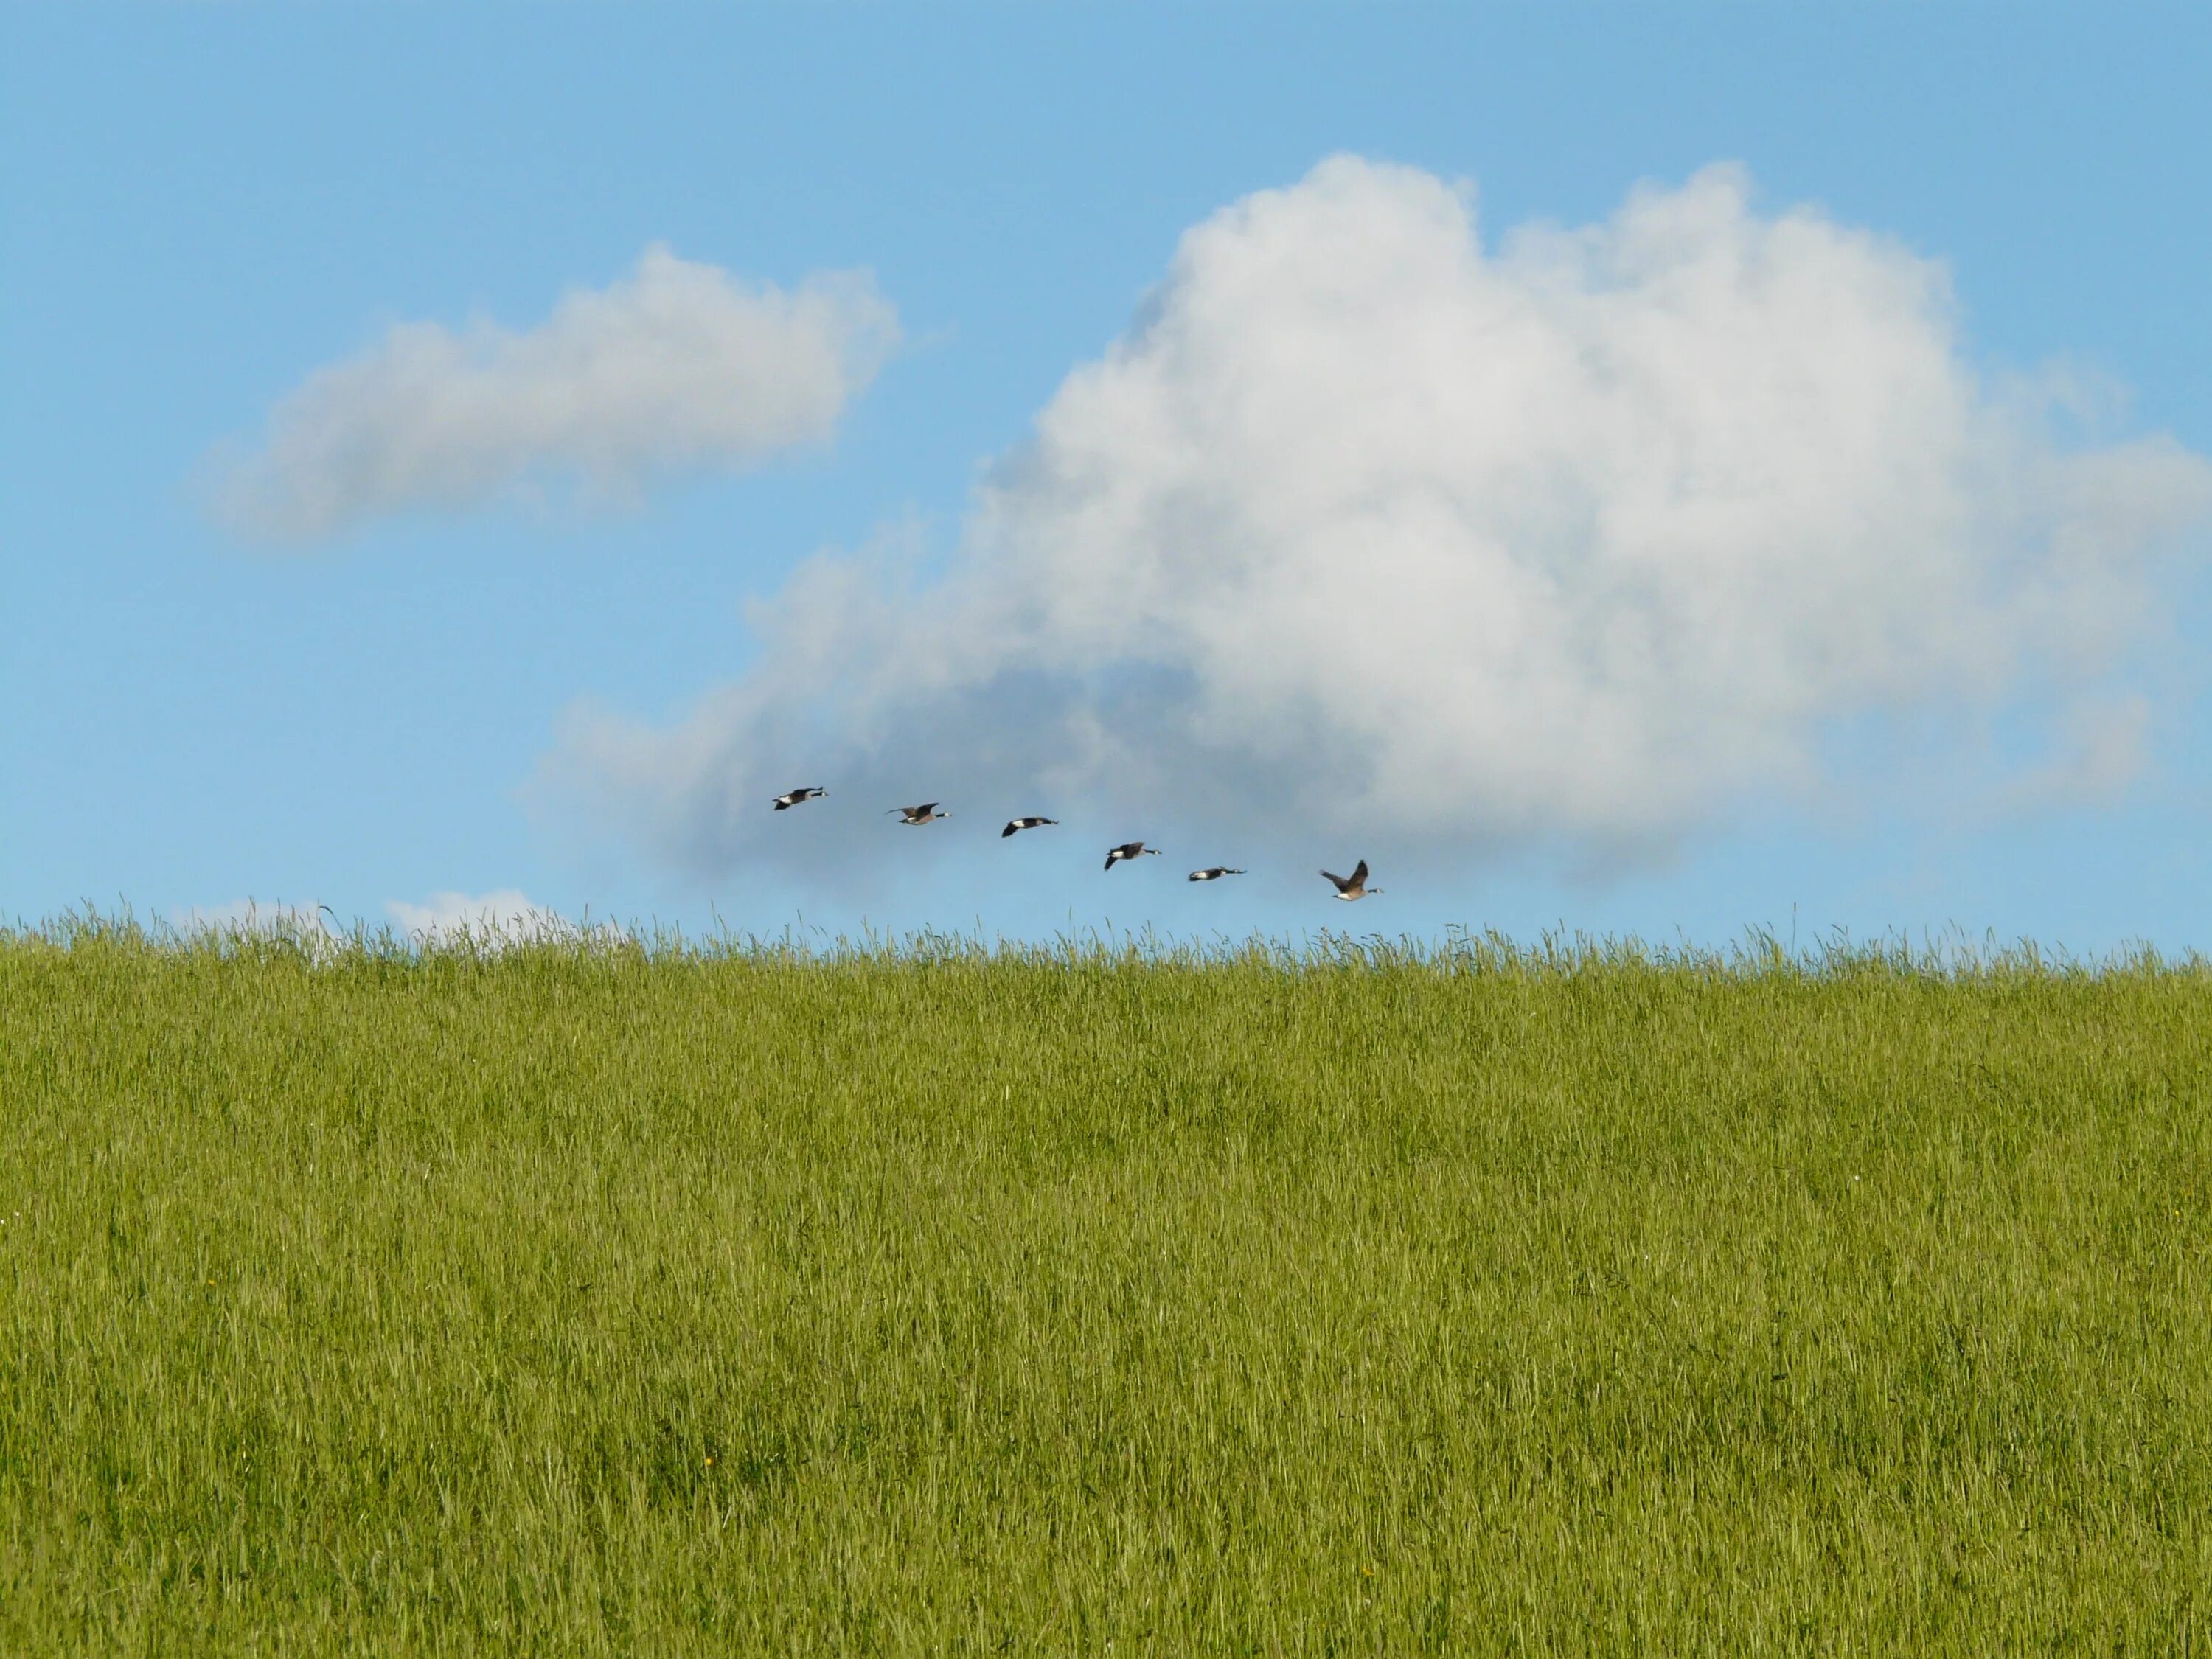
{"left": 6, "top": 5, "right": 2211, "bottom": 951}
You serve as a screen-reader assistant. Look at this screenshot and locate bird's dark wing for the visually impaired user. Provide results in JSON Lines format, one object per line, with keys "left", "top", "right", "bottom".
{"left": 1321, "top": 869, "right": 1344, "bottom": 888}
{"left": 1001, "top": 822, "right": 1018, "bottom": 837}
{"left": 1104, "top": 852, "right": 1119, "bottom": 871}
{"left": 773, "top": 799, "right": 791, "bottom": 810}
{"left": 1350, "top": 860, "right": 1368, "bottom": 886}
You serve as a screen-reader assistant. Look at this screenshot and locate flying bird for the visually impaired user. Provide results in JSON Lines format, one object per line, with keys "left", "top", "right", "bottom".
{"left": 887, "top": 803, "right": 949, "bottom": 825}
{"left": 1001, "top": 817, "right": 1059, "bottom": 838}
{"left": 771, "top": 787, "right": 826, "bottom": 810}
{"left": 1105, "top": 842, "right": 1161, "bottom": 872}
{"left": 1188, "top": 867, "right": 1245, "bottom": 882}
{"left": 1321, "top": 860, "right": 1381, "bottom": 900}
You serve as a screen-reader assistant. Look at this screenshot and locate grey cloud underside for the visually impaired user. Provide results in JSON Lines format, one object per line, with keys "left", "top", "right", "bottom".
{"left": 537, "top": 157, "right": 2212, "bottom": 886}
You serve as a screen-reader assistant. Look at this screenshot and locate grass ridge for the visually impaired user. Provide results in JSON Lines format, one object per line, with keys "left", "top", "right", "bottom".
{"left": 6, "top": 921, "right": 2210, "bottom": 1652}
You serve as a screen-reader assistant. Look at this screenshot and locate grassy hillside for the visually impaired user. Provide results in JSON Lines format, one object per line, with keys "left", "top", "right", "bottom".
{"left": 5, "top": 919, "right": 2211, "bottom": 1654}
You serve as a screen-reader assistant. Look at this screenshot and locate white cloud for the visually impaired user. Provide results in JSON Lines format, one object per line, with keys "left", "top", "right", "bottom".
{"left": 170, "top": 899, "right": 343, "bottom": 956}
{"left": 210, "top": 245, "right": 900, "bottom": 542}
{"left": 171, "top": 897, "right": 330, "bottom": 933}
{"left": 383, "top": 890, "right": 584, "bottom": 949}
{"left": 537, "top": 158, "right": 2212, "bottom": 881}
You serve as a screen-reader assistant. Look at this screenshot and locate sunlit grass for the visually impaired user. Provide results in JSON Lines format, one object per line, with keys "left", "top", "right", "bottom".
{"left": 5, "top": 914, "right": 2211, "bottom": 1653}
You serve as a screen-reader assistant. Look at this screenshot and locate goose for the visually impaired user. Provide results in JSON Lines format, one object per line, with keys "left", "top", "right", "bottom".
{"left": 1320, "top": 860, "right": 1381, "bottom": 900}
{"left": 886, "top": 802, "right": 949, "bottom": 825}
{"left": 1187, "top": 867, "right": 1245, "bottom": 882}
{"left": 1001, "top": 816, "right": 1059, "bottom": 838}
{"left": 1104, "top": 841, "right": 1161, "bottom": 872}
{"left": 771, "top": 786, "right": 826, "bottom": 810}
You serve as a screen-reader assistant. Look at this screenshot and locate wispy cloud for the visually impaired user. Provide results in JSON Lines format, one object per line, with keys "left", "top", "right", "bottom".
{"left": 169, "top": 894, "right": 605, "bottom": 951}
{"left": 169, "top": 898, "right": 343, "bottom": 959}
{"left": 1999, "top": 694, "right": 2154, "bottom": 815}
{"left": 537, "top": 158, "right": 2212, "bottom": 883}
{"left": 170, "top": 897, "right": 330, "bottom": 934}
{"left": 209, "top": 246, "right": 900, "bottom": 543}
{"left": 383, "top": 889, "right": 586, "bottom": 948}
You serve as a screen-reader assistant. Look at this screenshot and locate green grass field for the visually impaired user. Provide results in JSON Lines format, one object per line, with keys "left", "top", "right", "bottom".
{"left": 6, "top": 918, "right": 2212, "bottom": 1653}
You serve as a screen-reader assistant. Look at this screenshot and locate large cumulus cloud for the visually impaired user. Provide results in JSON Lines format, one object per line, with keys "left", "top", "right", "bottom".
{"left": 538, "top": 158, "right": 2212, "bottom": 880}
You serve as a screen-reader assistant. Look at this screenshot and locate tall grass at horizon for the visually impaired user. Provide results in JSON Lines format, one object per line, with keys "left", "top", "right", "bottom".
{"left": 5, "top": 917, "right": 2211, "bottom": 1652}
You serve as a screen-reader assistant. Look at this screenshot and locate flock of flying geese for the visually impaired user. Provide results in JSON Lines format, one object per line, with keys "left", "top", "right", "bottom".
{"left": 771, "top": 786, "right": 1382, "bottom": 900}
